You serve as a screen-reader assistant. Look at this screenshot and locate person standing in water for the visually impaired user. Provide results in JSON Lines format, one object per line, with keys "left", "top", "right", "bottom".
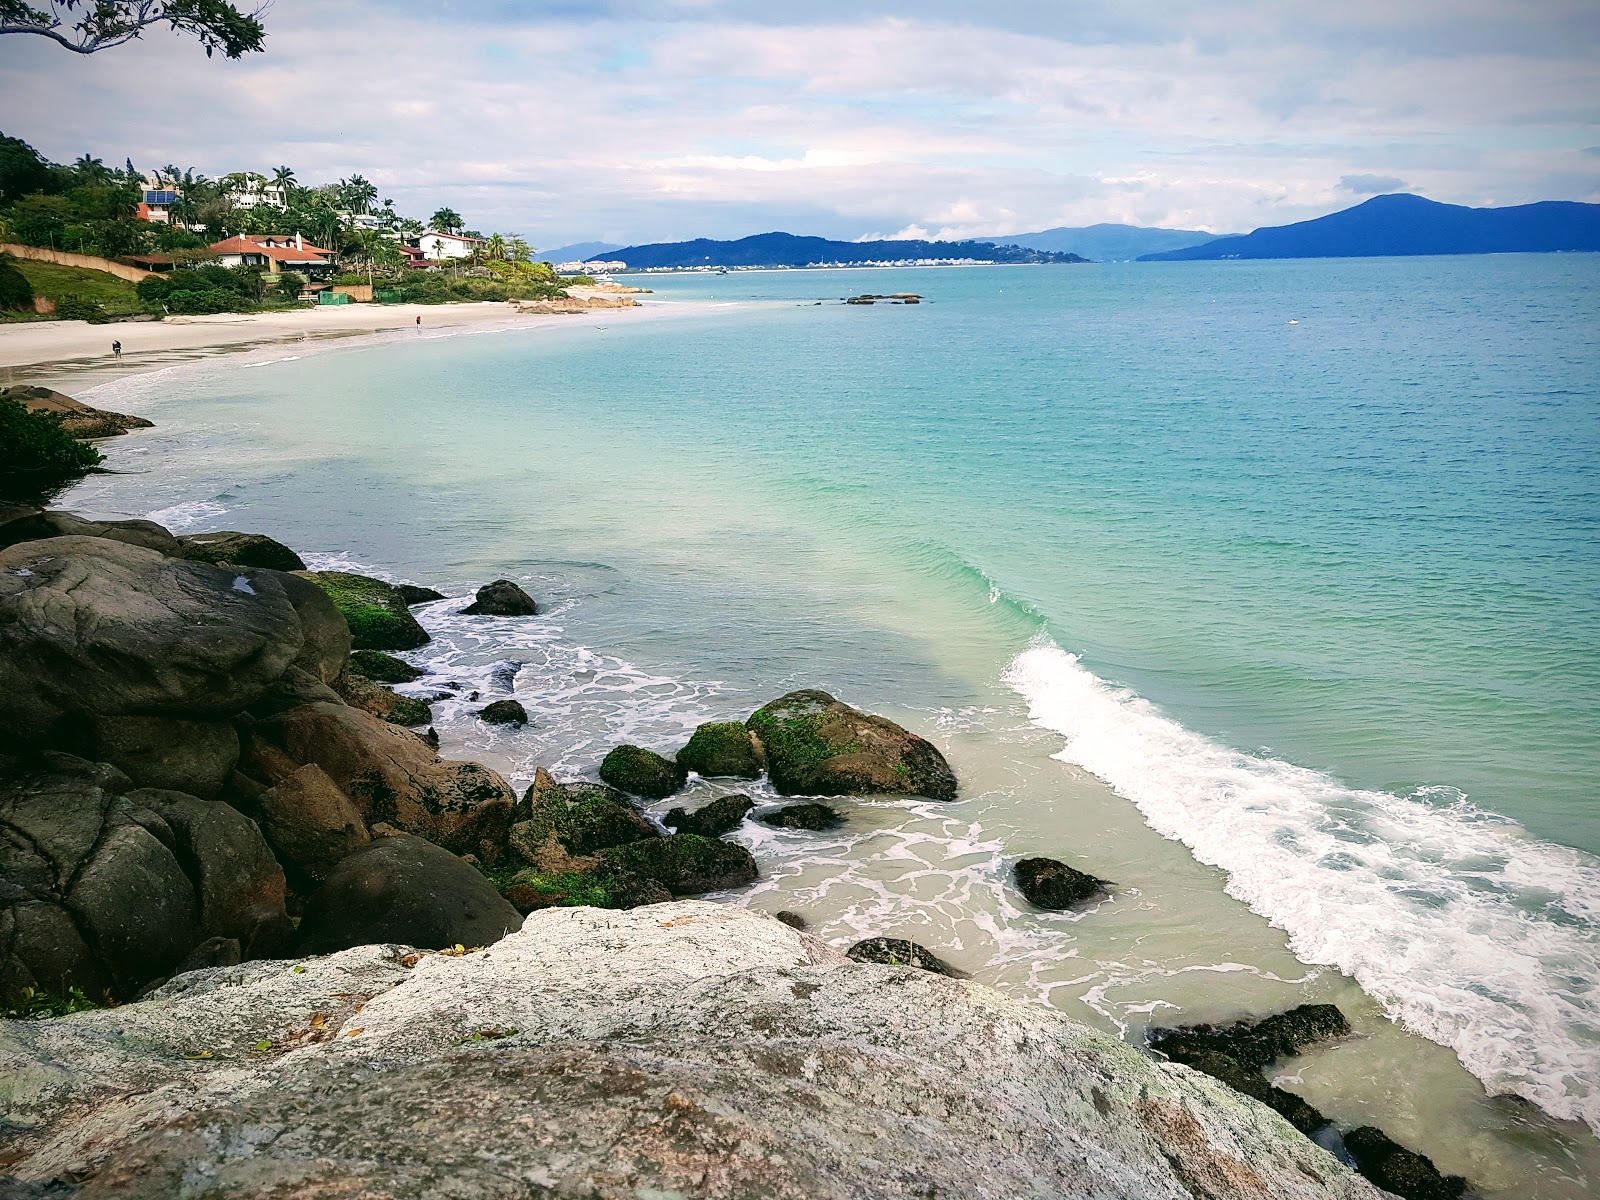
{"left": 415, "top": 315, "right": 421, "bottom": 326}
{"left": 111, "top": 339, "right": 121, "bottom": 359}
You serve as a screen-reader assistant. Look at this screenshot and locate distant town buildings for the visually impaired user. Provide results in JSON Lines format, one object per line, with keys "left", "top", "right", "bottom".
{"left": 558, "top": 259, "right": 627, "bottom": 274}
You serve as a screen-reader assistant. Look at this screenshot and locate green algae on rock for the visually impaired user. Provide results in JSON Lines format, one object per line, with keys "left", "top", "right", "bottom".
{"left": 599, "top": 744, "right": 687, "bottom": 799}
{"left": 676, "top": 720, "right": 763, "bottom": 779}
{"left": 348, "top": 649, "right": 425, "bottom": 684}
{"left": 599, "top": 833, "right": 758, "bottom": 896}
{"left": 511, "top": 768, "right": 658, "bottom": 858}
{"left": 296, "top": 570, "right": 430, "bottom": 651}
{"left": 746, "top": 689, "right": 957, "bottom": 800}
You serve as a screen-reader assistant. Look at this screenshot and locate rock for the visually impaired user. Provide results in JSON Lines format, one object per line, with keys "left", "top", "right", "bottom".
{"left": 676, "top": 720, "right": 763, "bottom": 778}
{"left": 172, "top": 935, "right": 242, "bottom": 975}
{"left": 846, "top": 937, "right": 966, "bottom": 978}
{"left": 243, "top": 665, "right": 342, "bottom": 718}
{"left": 77, "top": 715, "right": 239, "bottom": 798}
{"left": 498, "top": 865, "right": 671, "bottom": 914}
{"left": 0, "top": 537, "right": 303, "bottom": 744}
{"left": 0, "top": 902, "right": 1386, "bottom": 1199}
{"left": 394, "top": 583, "right": 445, "bottom": 605}
{"left": 2, "top": 385, "right": 153, "bottom": 439}
{"left": 747, "top": 689, "right": 957, "bottom": 801}
{"left": 330, "top": 669, "right": 432, "bottom": 726}
{"left": 663, "top": 793, "right": 753, "bottom": 837}
{"left": 477, "top": 699, "right": 528, "bottom": 726}
{"left": 0, "top": 510, "right": 180, "bottom": 555}
{"left": 256, "top": 763, "right": 370, "bottom": 883}
{"left": 250, "top": 702, "right": 516, "bottom": 861}
{"left": 294, "top": 835, "right": 521, "bottom": 956}
{"left": 0, "top": 757, "right": 196, "bottom": 1001}
{"left": 509, "top": 768, "right": 657, "bottom": 858}
{"left": 296, "top": 570, "right": 429, "bottom": 651}
{"left": 599, "top": 833, "right": 758, "bottom": 896}
{"left": 1341, "top": 1127, "right": 1469, "bottom": 1200}
{"left": 598, "top": 743, "right": 686, "bottom": 799}
{"left": 1015, "top": 856, "right": 1111, "bottom": 909}
{"left": 176, "top": 531, "right": 305, "bottom": 572}
{"left": 251, "top": 568, "right": 350, "bottom": 683}
{"left": 125, "top": 789, "right": 293, "bottom": 960}
{"left": 774, "top": 910, "right": 808, "bottom": 930}
{"left": 461, "top": 578, "right": 537, "bottom": 616}
{"left": 347, "top": 649, "right": 423, "bottom": 683}
{"left": 762, "top": 802, "right": 844, "bottom": 831}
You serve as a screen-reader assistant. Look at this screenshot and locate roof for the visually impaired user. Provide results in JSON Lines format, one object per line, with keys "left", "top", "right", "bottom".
{"left": 207, "top": 235, "right": 331, "bottom": 264}
{"left": 419, "top": 230, "right": 481, "bottom": 243}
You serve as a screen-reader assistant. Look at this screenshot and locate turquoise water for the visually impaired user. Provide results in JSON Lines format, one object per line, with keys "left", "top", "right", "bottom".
{"left": 61, "top": 254, "right": 1600, "bottom": 1185}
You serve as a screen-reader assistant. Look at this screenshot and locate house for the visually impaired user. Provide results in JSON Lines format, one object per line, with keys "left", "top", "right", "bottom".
{"left": 137, "top": 187, "right": 178, "bottom": 224}
{"left": 207, "top": 233, "right": 334, "bottom": 277}
{"left": 410, "top": 230, "right": 482, "bottom": 261}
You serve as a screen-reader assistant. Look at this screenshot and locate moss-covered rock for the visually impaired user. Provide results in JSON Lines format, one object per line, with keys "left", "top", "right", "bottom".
{"left": 496, "top": 865, "right": 670, "bottom": 914}
{"left": 1014, "top": 857, "right": 1110, "bottom": 909}
{"left": 845, "top": 938, "right": 965, "bottom": 978}
{"left": 296, "top": 571, "right": 430, "bottom": 651}
{"left": 598, "top": 744, "right": 686, "bottom": 799}
{"left": 599, "top": 833, "right": 757, "bottom": 896}
{"left": 676, "top": 721, "right": 762, "bottom": 779}
{"left": 760, "top": 802, "right": 843, "bottom": 831}
{"left": 746, "top": 689, "right": 957, "bottom": 801}
{"left": 664, "top": 793, "right": 753, "bottom": 838}
{"left": 348, "top": 649, "right": 424, "bottom": 684}
{"left": 511, "top": 768, "right": 658, "bottom": 858}
{"left": 331, "top": 670, "right": 432, "bottom": 726}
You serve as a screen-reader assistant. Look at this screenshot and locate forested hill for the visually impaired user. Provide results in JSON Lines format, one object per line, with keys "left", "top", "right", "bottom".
{"left": 1139, "top": 194, "right": 1600, "bottom": 261}
{"left": 611, "top": 232, "right": 1087, "bottom": 269}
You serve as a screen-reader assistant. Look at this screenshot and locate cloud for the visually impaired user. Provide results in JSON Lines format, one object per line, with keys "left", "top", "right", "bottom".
{"left": 1339, "top": 173, "right": 1408, "bottom": 194}
{"left": 0, "top": 0, "right": 1593, "bottom": 245}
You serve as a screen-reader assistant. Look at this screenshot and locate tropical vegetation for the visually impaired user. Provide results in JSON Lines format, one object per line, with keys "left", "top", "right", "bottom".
{"left": 0, "top": 0, "right": 267, "bottom": 59}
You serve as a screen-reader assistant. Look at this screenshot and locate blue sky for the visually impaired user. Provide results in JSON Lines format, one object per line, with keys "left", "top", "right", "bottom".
{"left": 2, "top": 0, "right": 1595, "bottom": 248}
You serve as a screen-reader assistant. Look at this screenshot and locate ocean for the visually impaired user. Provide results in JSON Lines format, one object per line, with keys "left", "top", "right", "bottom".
{"left": 63, "top": 253, "right": 1600, "bottom": 1196}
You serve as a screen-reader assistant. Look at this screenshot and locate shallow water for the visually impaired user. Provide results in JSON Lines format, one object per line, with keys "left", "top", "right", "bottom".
{"left": 62, "top": 254, "right": 1600, "bottom": 1195}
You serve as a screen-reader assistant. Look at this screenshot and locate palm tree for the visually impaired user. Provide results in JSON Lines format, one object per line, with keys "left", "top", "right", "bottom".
{"left": 73, "top": 154, "right": 112, "bottom": 183}
{"left": 271, "top": 165, "right": 296, "bottom": 192}
{"left": 507, "top": 236, "right": 531, "bottom": 263}
{"left": 341, "top": 174, "right": 377, "bottom": 215}
{"left": 484, "top": 233, "right": 507, "bottom": 261}
{"left": 429, "top": 207, "right": 463, "bottom": 234}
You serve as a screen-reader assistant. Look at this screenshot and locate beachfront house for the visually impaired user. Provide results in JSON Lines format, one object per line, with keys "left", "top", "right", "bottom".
{"left": 411, "top": 230, "right": 482, "bottom": 261}
{"left": 207, "top": 233, "right": 335, "bottom": 277}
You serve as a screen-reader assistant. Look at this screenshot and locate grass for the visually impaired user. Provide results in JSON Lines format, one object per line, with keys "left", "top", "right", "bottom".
{"left": 3, "top": 986, "right": 101, "bottom": 1020}
{"left": 6, "top": 259, "right": 145, "bottom": 319}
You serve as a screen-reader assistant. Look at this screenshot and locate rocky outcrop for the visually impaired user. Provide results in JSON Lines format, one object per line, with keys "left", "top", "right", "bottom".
{"left": 330, "top": 669, "right": 431, "bottom": 726}
{"left": 476, "top": 699, "right": 527, "bottom": 726}
{"left": 0, "top": 510, "right": 179, "bottom": 555}
{"left": 599, "top": 743, "right": 686, "bottom": 798}
{"left": 598, "top": 833, "right": 758, "bottom": 896}
{"left": 762, "top": 801, "right": 844, "bottom": 830}
{"left": 254, "top": 763, "right": 370, "bottom": 884}
{"left": 0, "top": 903, "right": 1385, "bottom": 1199}
{"left": 509, "top": 768, "right": 657, "bottom": 859}
{"left": 347, "top": 649, "right": 423, "bottom": 683}
{"left": 293, "top": 835, "right": 521, "bottom": 955}
{"left": 175, "top": 531, "right": 306, "bottom": 572}
{"left": 296, "top": 570, "right": 430, "bottom": 651}
{"left": 2, "top": 386, "right": 154, "bottom": 439}
{"left": 664, "top": 793, "right": 754, "bottom": 837}
{"left": 747, "top": 689, "right": 957, "bottom": 801}
{"left": 461, "top": 578, "right": 537, "bottom": 616}
{"left": 676, "top": 720, "right": 763, "bottom": 778}
{"left": 76, "top": 714, "right": 239, "bottom": 798}
{"left": 846, "top": 936, "right": 965, "bottom": 978}
{"left": 1015, "top": 856, "right": 1111, "bottom": 909}
{"left": 1342, "top": 1127, "right": 1468, "bottom": 1200}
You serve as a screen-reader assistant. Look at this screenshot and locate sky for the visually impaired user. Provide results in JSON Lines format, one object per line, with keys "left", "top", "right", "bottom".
{"left": 2, "top": 0, "right": 1596, "bottom": 249}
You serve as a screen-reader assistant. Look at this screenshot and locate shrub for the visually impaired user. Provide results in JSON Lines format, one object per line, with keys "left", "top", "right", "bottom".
{"left": 163, "top": 286, "right": 246, "bottom": 314}
{"left": 53, "top": 293, "right": 111, "bottom": 323}
{"left": 0, "top": 394, "right": 103, "bottom": 503}
{"left": 0, "top": 257, "right": 32, "bottom": 309}
{"left": 135, "top": 274, "right": 172, "bottom": 303}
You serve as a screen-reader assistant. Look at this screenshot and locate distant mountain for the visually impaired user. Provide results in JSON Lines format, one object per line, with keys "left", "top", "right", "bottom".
{"left": 1003, "top": 223, "right": 1225, "bottom": 262}
{"left": 610, "top": 232, "right": 1085, "bottom": 270}
{"left": 539, "top": 240, "right": 623, "bottom": 263}
{"left": 1139, "top": 194, "right": 1600, "bottom": 261}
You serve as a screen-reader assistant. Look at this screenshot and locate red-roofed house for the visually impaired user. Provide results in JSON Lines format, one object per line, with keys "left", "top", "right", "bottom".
{"left": 208, "top": 233, "right": 335, "bottom": 276}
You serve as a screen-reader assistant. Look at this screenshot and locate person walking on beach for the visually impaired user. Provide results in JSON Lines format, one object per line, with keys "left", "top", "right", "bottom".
{"left": 415, "top": 315, "right": 422, "bottom": 326}
{"left": 111, "top": 339, "right": 121, "bottom": 359}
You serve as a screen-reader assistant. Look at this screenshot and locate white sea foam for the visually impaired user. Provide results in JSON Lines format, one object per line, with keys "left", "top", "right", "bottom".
{"left": 145, "top": 499, "right": 228, "bottom": 530}
{"left": 1004, "top": 640, "right": 1600, "bottom": 1135}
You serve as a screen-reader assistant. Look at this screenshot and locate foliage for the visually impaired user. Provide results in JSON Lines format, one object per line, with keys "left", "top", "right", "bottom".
{"left": 0, "top": 131, "right": 52, "bottom": 200}
{"left": 138, "top": 261, "right": 274, "bottom": 313}
{"left": 0, "top": 256, "right": 32, "bottom": 308}
{"left": 0, "top": 394, "right": 104, "bottom": 504}
{"left": 395, "top": 270, "right": 567, "bottom": 305}
{"left": 0, "top": 1, "right": 268, "bottom": 59}
{"left": 2, "top": 985, "right": 101, "bottom": 1019}
{"left": 53, "top": 292, "right": 111, "bottom": 321}
{"left": 9, "top": 257, "right": 142, "bottom": 315}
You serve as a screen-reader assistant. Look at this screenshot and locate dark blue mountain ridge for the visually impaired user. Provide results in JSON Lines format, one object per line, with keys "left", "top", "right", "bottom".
{"left": 1139, "top": 194, "right": 1600, "bottom": 261}
{"left": 611, "top": 231, "right": 1086, "bottom": 269}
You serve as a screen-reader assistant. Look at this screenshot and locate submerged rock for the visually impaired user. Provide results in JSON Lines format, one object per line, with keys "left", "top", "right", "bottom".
{"left": 747, "top": 689, "right": 957, "bottom": 801}
{"left": 845, "top": 937, "right": 966, "bottom": 978}
{"left": 676, "top": 720, "right": 763, "bottom": 778}
{"left": 462, "top": 578, "right": 537, "bottom": 616}
{"left": 0, "top": 902, "right": 1388, "bottom": 1199}
{"left": 599, "top": 833, "right": 758, "bottom": 896}
{"left": 294, "top": 835, "right": 521, "bottom": 955}
{"left": 664, "top": 793, "right": 754, "bottom": 838}
{"left": 394, "top": 583, "right": 445, "bottom": 605}
{"left": 176, "top": 530, "right": 305, "bottom": 572}
{"left": 296, "top": 570, "right": 430, "bottom": 651}
{"left": 477, "top": 699, "right": 528, "bottom": 726}
{"left": 761, "top": 802, "right": 844, "bottom": 831}
{"left": 598, "top": 743, "right": 686, "bottom": 799}
{"left": 1341, "top": 1126, "right": 1468, "bottom": 1200}
{"left": 1015, "top": 856, "right": 1111, "bottom": 909}
{"left": 510, "top": 768, "right": 658, "bottom": 858}
{"left": 347, "top": 649, "right": 424, "bottom": 684}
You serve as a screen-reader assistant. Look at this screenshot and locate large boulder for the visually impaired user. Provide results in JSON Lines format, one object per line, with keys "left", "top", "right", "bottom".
{"left": 598, "top": 833, "right": 757, "bottom": 896}
{"left": 77, "top": 714, "right": 239, "bottom": 798}
{"left": 509, "top": 768, "right": 657, "bottom": 860}
{"left": 294, "top": 835, "right": 521, "bottom": 955}
{"left": 1015, "top": 856, "right": 1110, "bottom": 910}
{"left": 461, "top": 578, "right": 537, "bottom": 616}
{"left": 254, "top": 762, "right": 370, "bottom": 883}
{"left": 176, "top": 531, "right": 306, "bottom": 572}
{"left": 0, "top": 903, "right": 1390, "bottom": 1199}
{"left": 0, "top": 510, "right": 178, "bottom": 556}
{"left": 295, "top": 570, "right": 429, "bottom": 651}
{"left": 246, "top": 703, "right": 516, "bottom": 862}
{"left": 256, "top": 568, "right": 350, "bottom": 683}
{"left": 598, "top": 743, "right": 685, "bottom": 799}
{"left": 676, "top": 720, "right": 763, "bottom": 778}
{"left": 747, "top": 689, "right": 957, "bottom": 801}
{"left": 0, "top": 758, "right": 193, "bottom": 1001}
{"left": 0, "top": 537, "right": 304, "bottom": 744}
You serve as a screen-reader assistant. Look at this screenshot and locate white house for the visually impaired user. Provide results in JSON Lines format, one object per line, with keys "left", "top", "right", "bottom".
{"left": 412, "top": 230, "right": 482, "bottom": 261}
